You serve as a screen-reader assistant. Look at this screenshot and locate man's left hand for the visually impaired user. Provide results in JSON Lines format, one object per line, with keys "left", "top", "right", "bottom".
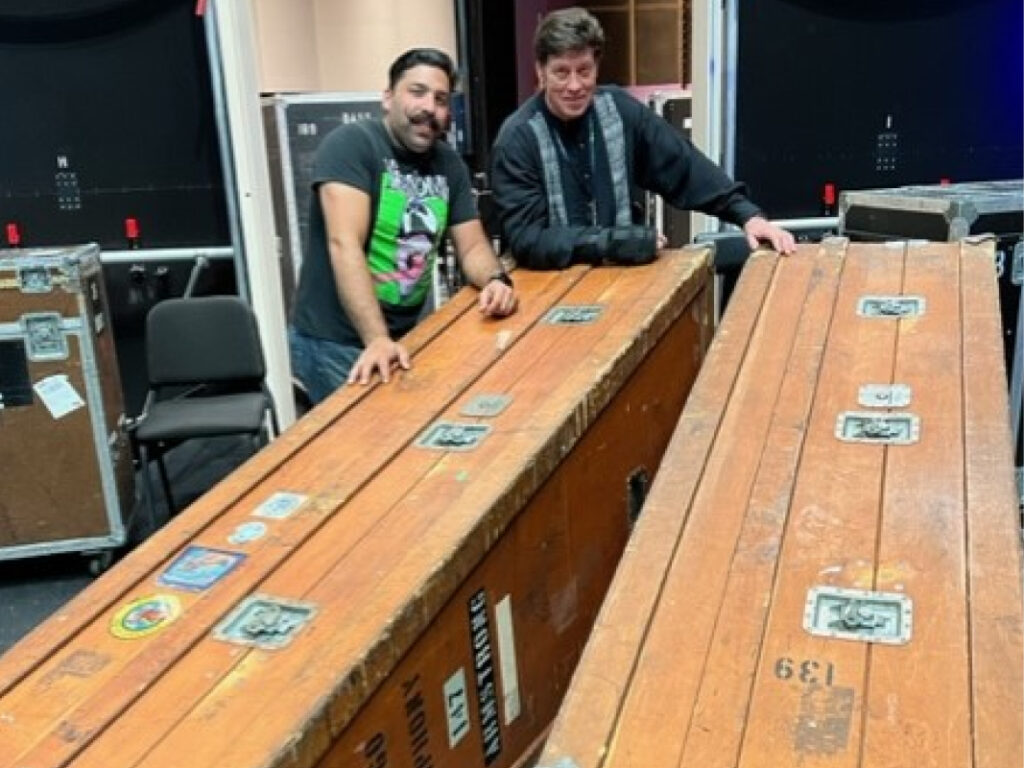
{"left": 478, "top": 280, "right": 518, "bottom": 317}
{"left": 743, "top": 216, "right": 796, "bottom": 255}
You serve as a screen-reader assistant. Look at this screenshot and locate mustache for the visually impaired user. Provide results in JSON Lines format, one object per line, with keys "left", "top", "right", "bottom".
{"left": 409, "top": 111, "right": 443, "bottom": 132}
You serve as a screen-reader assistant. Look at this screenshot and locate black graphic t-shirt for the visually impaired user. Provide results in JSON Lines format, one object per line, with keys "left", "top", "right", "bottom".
{"left": 292, "top": 119, "right": 476, "bottom": 346}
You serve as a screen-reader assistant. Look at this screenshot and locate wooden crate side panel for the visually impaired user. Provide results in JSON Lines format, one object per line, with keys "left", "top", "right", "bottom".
{"left": 0, "top": 285, "right": 80, "bottom": 319}
{"left": 538, "top": 251, "right": 779, "bottom": 768}
{"left": 0, "top": 286, "right": 481, "bottom": 696}
{"left": 961, "top": 240, "right": 1024, "bottom": 768}
{"left": 85, "top": 271, "right": 134, "bottom": 519}
{"left": 131, "top": 255, "right": 707, "bottom": 768}
{"left": 0, "top": 270, "right": 580, "bottom": 767}
{"left": 861, "top": 242, "right": 971, "bottom": 766}
{"left": 0, "top": 333, "right": 110, "bottom": 543}
{"left": 603, "top": 246, "right": 828, "bottom": 768}
{"left": 735, "top": 243, "right": 905, "bottom": 768}
{"left": 320, "top": 296, "right": 705, "bottom": 768}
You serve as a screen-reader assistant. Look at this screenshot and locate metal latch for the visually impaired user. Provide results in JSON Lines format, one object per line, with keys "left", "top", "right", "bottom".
{"left": 20, "top": 312, "right": 69, "bottom": 361}
{"left": 17, "top": 266, "right": 53, "bottom": 293}
{"left": 835, "top": 412, "right": 919, "bottom": 445}
{"left": 857, "top": 384, "right": 911, "bottom": 408}
{"left": 856, "top": 295, "right": 925, "bottom": 318}
{"left": 213, "top": 595, "right": 317, "bottom": 650}
{"left": 416, "top": 421, "right": 491, "bottom": 451}
{"left": 544, "top": 305, "right": 603, "bottom": 325}
{"left": 460, "top": 393, "right": 512, "bottom": 418}
{"left": 804, "top": 586, "right": 912, "bottom": 645}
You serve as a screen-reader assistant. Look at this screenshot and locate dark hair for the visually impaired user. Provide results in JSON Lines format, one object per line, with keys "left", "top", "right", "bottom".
{"left": 388, "top": 47, "right": 458, "bottom": 91}
{"left": 534, "top": 7, "right": 604, "bottom": 64}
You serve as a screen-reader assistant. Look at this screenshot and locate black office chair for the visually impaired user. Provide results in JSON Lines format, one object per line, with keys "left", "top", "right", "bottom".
{"left": 130, "top": 295, "right": 279, "bottom": 520}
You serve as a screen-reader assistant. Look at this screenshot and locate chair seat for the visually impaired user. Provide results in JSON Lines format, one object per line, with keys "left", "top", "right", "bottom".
{"left": 135, "top": 392, "right": 270, "bottom": 442}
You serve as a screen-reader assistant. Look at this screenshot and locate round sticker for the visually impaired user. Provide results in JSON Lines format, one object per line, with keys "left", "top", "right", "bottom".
{"left": 110, "top": 594, "right": 182, "bottom": 639}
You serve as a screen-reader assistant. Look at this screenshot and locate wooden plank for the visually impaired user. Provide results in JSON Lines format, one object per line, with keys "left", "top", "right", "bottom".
{"left": 603, "top": 244, "right": 838, "bottom": 768}
{"left": 861, "top": 241, "right": 970, "bottom": 765}
{"left": 0, "top": 248, "right": 712, "bottom": 768}
{"left": 677, "top": 241, "right": 844, "bottom": 767}
{"left": 538, "top": 248, "right": 781, "bottom": 767}
{"left": 537, "top": 240, "right": 1022, "bottom": 768}
{"left": 0, "top": 267, "right": 586, "bottom": 767}
{"left": 960, "top": 239, "right": 1024, "bottom": 768}
{"left": 733, "top": 242, "right": 904, "bottom": 768}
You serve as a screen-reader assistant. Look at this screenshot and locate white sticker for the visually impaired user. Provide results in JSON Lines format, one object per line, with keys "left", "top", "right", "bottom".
{"left": 253, "top": 492, "right": 308, "bottom": 519}
{"left": 33, "top": 375, "right": 85, "bottom": 419}
{"left": 494, "top": 595, "right": 521, "bottom": 725}
{"left": 443, "top": 667, "right": 471, "bottom": 749}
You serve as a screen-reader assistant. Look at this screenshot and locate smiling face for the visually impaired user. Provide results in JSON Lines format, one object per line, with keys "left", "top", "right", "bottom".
{"left": 383, "top": 63, "right": 451, "bottom": 153}
{"left": 536, "top": 47, "right": 598, "bottom": 122}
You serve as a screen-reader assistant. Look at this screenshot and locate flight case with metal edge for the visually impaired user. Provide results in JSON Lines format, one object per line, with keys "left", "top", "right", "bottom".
{"left": 839, "top": 179, "right": 1024, "bottom": 485}
{"left": 0, "top": 243, "right": 134, "bottom": 571}
{"left": 644, "top": 89, "right": 694, "bottom": 248}
{"left": 260, "top": 92, "right": 383, "bottom": 314}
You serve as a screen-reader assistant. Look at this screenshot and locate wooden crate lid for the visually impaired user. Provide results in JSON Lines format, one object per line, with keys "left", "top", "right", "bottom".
{"left": 538, "top": 239, "right": 1023, "bottom": 768}
{"left": 0, "top": 247, "right": 711, "bottom": 768}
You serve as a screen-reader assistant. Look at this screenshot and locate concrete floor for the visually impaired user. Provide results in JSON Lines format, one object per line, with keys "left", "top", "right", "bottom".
{"left": 0, "top": 435, "right": 255, "bottom": 656}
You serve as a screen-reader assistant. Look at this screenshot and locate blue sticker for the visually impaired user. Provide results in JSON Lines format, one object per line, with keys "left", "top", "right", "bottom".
{"left": 158, "top": 546, "right": 246, "bottom": 592}
{"left": 228, "top": 521, "right": 268, "bottom": 545}
{"left": 253, "top": 492, "right": 308, "bottom": 520}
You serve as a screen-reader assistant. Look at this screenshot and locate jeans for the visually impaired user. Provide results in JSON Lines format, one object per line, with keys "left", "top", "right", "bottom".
{"left": 288, "top": 326, "right": 362, "bottom": 405}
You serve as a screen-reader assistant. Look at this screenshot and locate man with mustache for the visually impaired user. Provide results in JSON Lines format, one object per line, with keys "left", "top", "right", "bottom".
{"left": 491, "top": 7, "right": 795, "bottom": 269}
{"left": 290, "top": 48, "right": 518, "bottom": 404}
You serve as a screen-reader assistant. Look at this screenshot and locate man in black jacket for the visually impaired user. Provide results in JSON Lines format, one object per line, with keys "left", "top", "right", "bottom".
{"left": 491, "top": 7, "right": 795, "bottom": 269}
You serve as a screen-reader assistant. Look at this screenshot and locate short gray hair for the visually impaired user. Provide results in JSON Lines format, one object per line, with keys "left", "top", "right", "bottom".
{"left": 533, "top": 7, "right": 604, "bottom": 64}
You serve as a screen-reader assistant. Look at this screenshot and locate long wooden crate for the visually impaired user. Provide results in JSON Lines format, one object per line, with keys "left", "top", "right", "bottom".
{"left": 0, "top": 246, "right": 713, "bottom": 768}
{"left": 537, "top": 238, "right": 1024, "bottom": 768}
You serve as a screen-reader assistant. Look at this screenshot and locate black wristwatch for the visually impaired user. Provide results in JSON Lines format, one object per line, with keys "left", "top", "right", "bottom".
{"left": 488, "top": 270, "right": 513, "bottom": 288}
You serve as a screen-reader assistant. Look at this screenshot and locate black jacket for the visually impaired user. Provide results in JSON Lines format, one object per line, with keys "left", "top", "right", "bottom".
{"left": 491, "top": 86, "right": 761, "bottom": 269}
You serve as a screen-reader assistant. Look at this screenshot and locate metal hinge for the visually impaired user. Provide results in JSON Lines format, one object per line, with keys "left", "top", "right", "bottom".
{"left": 544, "top": 305, "right": 604, "bottom": 325}
{"left": 416, "top": 421, "right": 491, "bottom": 451}
{"left": 804, "top": 586, "right": 912, "bottom": 645}
{"left": 835, "top": 412, "right": 920, "bottom": 445}
{"left": 856, "top": 295, "right": 925, "bottom": 318}
{"left": 213, "top": 595, "right": 317, "bottom": 650}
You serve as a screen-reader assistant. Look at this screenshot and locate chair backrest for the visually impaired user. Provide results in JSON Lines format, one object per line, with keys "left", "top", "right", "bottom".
{"left": 145, "top": 296, "right": 266, "bottom": 387}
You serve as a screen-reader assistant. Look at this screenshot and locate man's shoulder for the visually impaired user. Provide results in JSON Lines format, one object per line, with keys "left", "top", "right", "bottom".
{"left": 597, "top": 85, "right": 643, "bottom": 114}
{"left": 494, "top": 93, "right": 545, "bottom": 146}
{"left": 318, "top": 119, "right": 383, "bottom": 154}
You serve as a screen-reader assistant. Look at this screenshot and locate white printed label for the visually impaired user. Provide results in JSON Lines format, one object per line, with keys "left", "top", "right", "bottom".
{"left": 33, "top": 374, "right": 85, "bottom": 419}
{"left": 253, "top": 491, "right": 308, "bottom": 519}
{"left": 494, "top": 595, "right": 521, "bottom": 724}
{"left": 443, "top": 667, "right": 471, "bottom": 748}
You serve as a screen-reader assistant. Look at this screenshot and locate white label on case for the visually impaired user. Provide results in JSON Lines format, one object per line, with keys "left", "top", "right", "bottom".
{"left": 252, "top": 492, "right": 308, "bottom": 519}
{"left": 33, "top": 374, "right": 85, "bottom": 419}
{"left": 494, "top": 595, "right": 521, "bottom": 724}
{"left": 443, "top": 667, "right": 471, "bottom": 749}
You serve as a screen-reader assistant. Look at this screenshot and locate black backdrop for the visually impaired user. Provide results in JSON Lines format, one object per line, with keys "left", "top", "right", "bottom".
{"left": 0, "top": 0, "right": 229, "bottom": 249}
{"left": 733, "top": 0, "right": 1024, "bottom": 218}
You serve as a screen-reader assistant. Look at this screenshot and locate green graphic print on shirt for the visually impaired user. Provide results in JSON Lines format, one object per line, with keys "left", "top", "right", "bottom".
{"left": 367, "top": 158, "right": 450, "bottom": 307}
